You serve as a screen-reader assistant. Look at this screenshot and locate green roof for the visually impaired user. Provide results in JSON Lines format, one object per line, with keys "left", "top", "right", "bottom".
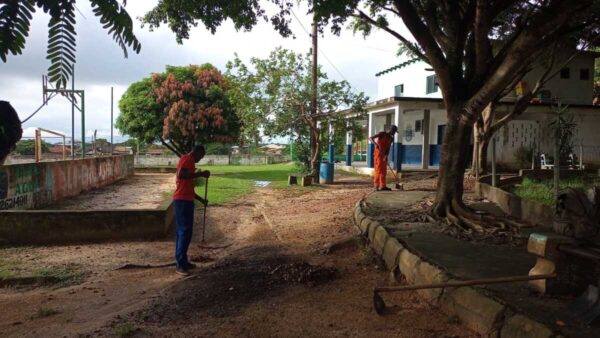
{"left": 375, "top": 58, "right": 420, "bottom": 77}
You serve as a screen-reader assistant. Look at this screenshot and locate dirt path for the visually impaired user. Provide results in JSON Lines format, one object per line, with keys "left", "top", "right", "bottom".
{"left": 0, "top": 174, "right": 476, "bottom": 338}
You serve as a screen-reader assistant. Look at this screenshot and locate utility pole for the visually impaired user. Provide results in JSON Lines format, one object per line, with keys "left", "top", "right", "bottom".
{"left": 111, "top": 87, "right": 114, "bottom": 155}
{"left": 310, "top": 15, "right": 319, "bottom": 179}
{"left": 71, "top": 70, "right": 75, "bottom": 159}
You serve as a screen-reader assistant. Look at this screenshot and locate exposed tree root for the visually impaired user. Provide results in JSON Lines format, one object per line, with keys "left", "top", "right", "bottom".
{"left": 430, "top": 198, "right": 526, "bottom": 245}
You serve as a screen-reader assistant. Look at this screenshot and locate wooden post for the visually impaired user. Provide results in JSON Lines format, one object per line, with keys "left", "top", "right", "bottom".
{"left": 35, "top": 129, "right": 41, "bottom": 163}
{"left": 474, "top": 133, "right": 479, "bottom": 182}
{"left": 531, "top": 141, "right": 536, "bottom": 170}
{"left": 310, "top": 15, "right": 318, "bottom": 180}
{"left": 579, "top": 144, "right": 583, "bottom": 170}
{"left": 554, "top": 102, "right": 561, "bottom": 213}
{"left": 492, "top": 137, "right": 497, "bottom": 187}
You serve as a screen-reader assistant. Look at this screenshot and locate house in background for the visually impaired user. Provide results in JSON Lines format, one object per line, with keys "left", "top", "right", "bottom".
{"left": 260, "top": 144, "right": 286, "bottom": 155}
{"left": 339, "top": 51, "right": 600, "bottom": 173}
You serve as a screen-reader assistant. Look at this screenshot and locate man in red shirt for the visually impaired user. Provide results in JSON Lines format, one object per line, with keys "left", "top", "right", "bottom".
{"left": 173, "top": 145, "right": 210, "bottom": 276}
{"left": 370, "top": 125, "right": 398, "bottom": 191}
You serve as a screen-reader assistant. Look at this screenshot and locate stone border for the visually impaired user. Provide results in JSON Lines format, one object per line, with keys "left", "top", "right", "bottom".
{"left": 353, "top": 196, "right": 557, "bottom": 338}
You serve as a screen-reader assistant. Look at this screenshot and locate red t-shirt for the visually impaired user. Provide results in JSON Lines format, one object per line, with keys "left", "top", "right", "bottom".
{"left": 173, "top": 154, "right": 196, "bottom": 201}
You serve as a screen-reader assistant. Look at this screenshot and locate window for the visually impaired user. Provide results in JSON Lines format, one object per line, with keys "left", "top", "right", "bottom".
{"left": 580, "top": 68, "right": 590, "bottom": 80}
{"left": 560, "top": 67, "right": 570, "bottom": 79}
{"left": 415, "top": 120, "right": 422, "bottom": 133}
{"left": 426, "top": 75, "right": 438, "bottom": 94}
{"left": 394, "top": 84, "right": 404, "bottom": 97}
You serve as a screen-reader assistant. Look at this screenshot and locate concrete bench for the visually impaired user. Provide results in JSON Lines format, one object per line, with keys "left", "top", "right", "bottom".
{"left": 288, "top": 174, "right": 313, "bottom": 187}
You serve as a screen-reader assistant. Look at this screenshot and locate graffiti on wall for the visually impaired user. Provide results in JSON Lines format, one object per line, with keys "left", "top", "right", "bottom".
{"left": 0, "top": 155, "right": 134, "bottom": 211}
{"left": 0, "top": 164, "right": 42, "bottom": 210}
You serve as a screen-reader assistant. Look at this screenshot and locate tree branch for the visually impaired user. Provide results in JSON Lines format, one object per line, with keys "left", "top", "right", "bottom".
{"left": 464, "top": 0, "right": 591, "bottom": 122}
{"left": 161, "top": 138, "right": 181, "bottom": 157}
{"left": 352, "top": 10, "right": 428, "bottom": 62}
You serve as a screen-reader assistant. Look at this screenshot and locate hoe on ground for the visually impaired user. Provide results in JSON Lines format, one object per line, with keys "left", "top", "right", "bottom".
{"left": 372, "top": 273, "right": 556, "bottom": 315}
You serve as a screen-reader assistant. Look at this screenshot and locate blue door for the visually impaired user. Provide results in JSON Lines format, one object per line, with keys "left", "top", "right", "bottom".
{"left": 437, "top": 125, "right": 446, "bottom": 145}
{"left": 429, "top": 125, "right": 446, "bottom": 166}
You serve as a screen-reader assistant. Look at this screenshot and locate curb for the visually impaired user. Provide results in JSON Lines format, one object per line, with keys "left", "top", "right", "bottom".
{"left": 353, "top": 197, "right": 557, "bottom": 338}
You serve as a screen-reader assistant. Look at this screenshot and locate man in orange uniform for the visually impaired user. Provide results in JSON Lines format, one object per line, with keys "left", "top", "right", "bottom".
{"left": 370, "top": 125, "right": 398, "bottom": 191}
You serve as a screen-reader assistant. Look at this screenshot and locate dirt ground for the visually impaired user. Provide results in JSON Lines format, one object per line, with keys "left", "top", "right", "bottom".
{"left": 0, "top": 173, "right": 477, "bottom": 338}
{"left": 45, "top": 174, "right": 175, "bottom": 210}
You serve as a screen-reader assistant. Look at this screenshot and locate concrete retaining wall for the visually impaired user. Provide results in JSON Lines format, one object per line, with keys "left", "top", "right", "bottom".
{"left": 136, "top": 154, "right": 291, "bottom": 167}
{"left": 0, "top": 200, "right": 174, "bottom": 246}
{"left": 476, "top": 176, "right": 554, "bottom": 228}
{"left": 0, "top": 155, "right": 134, "bottom": 211}
{"left": 519, "top": 169, "right": 598, "bottom": 180}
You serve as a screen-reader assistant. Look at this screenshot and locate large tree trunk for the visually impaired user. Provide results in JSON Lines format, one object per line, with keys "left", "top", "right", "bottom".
{"left": 432, "top": 107, "right": 475, "bottom": 225}
{"left": 471, "top": 103, "right": 495, "bottom": 175}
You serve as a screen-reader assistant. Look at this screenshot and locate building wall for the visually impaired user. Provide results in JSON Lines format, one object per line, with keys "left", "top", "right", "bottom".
{"left": 377, "top": 54, "right": 596, "bottom": 105}
{"left": 376, "top": 60, "right": 443, "bottom": 100}
{"left": 0, "top": 155, "right": 134, "bottom": 210}
{"left": 370, "top": 112, "right": 393, "bottom": 135}
{"left": 507, "top": 54, "right": 596, "bottom": 105}
{"left": 487, "top": 108, "right": 600, "bottom": 168}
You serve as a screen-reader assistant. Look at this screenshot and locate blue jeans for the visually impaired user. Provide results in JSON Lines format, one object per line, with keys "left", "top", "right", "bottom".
{"left": 174, "top": 200, "right": 195, "bottom": 269}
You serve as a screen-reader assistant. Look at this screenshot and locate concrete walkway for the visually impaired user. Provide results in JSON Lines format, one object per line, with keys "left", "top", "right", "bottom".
{"left": 355, "top": 191, "right": 599, "bottom": 338}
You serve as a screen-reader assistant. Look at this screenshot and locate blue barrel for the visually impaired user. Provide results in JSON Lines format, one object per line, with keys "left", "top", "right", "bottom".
{"left": 319, "top": 162, "right": 334, "bottom": 184}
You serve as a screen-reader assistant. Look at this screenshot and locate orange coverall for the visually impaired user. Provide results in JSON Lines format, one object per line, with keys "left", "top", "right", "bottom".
{"left": 373, "top": 133, "right": 393, "bottom": 189}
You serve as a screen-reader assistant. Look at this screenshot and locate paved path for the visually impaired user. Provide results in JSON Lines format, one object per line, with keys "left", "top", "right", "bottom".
{"left": 359, "top": 190, "right": 600, "bottom": 338}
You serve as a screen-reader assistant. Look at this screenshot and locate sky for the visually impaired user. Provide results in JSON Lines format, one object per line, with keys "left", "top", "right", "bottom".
{"left": 0, "top": 1, "right": 406, "bottom": 144}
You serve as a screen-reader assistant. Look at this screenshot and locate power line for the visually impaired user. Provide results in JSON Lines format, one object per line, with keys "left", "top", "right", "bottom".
{"left": 290, "top": 9, "right": 350, "bottom": 83}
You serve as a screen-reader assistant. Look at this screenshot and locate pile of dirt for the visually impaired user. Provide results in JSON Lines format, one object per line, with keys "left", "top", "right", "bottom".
{"left": 126, "top": 246, "right": 339, "bottom": 324}
{"left": 268, "top": 262, "right": 339, "bottom": 287}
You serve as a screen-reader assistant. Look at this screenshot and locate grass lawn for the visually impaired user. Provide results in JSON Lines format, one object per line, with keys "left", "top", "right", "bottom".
{"left": 514, "top": 177, "right": 600, "bottom": 206}
{"left": 193, "top": 163, "right": 304, "bottom": 205}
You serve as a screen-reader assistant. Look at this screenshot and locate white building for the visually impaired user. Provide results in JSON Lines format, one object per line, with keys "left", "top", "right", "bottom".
{"left": 339, "top": 51, "right": 600, "bottom": 172}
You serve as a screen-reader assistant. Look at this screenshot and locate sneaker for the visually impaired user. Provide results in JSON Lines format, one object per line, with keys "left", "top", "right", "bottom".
{"left": 380, "top": 186, "right": 392, "bottom": 191}
{"left": 175, "top": 267, "right": 189, "bottom": 276}
{"left": 373, "top": 187, "right": 380, "bottom": 192}
{"left": 186, "top": 262, "right": 197, "bottom": 270}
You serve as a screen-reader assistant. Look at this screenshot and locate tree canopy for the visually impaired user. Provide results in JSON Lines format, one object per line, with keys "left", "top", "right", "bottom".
{"left": 0, "top": 1, "right": 140, "bottom": 89}
{"left": 116, "top": 78, "right": 162, "bottom": 145}
{"left": 226, "top": 48, "right": 368, "bottom": 173}
{"left": 14, "top": 139, "right": 50, "bottom": 155}
{"left": 117, "top": 64, "right": 240, "bottom": 156}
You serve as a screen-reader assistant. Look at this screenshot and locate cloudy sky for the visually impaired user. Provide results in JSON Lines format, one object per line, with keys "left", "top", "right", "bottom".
{"left": 0, "top": 1, "right": 406, "bottom": 144}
